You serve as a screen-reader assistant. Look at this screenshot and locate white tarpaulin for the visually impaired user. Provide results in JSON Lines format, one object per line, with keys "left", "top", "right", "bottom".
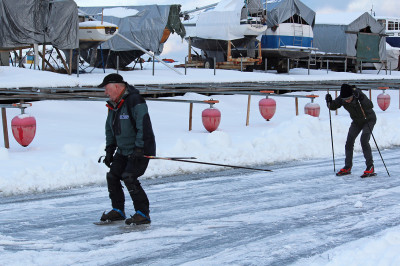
{"left": 195, "top": 0, "right": 249, "bottom": 40}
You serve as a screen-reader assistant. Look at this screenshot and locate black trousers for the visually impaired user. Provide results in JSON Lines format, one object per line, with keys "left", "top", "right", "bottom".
{"left": 345, "top": 119, "right": 376, "bottom": 168}
{"left": 107, "top": 153, "right": 150, "bottom": 215}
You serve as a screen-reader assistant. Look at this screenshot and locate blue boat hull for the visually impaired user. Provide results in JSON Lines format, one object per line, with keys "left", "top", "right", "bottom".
{"left": 386, "top": 36, "right": 400, "bottom": 48}
{"left": 261, "top": 35, "right": 314, "bottom": 49}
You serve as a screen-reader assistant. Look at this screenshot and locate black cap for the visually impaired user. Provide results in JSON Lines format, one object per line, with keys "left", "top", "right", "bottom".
{"left": 340, "top": 84, "right": 353, "bottom": 99}
{"left": 98, "top": 73, "right": 126, "bottom": 88}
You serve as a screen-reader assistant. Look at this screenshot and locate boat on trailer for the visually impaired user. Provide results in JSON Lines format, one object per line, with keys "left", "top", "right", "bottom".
{"left": 182, "top": 0, "right": 267, "bottom": 67}
{"left": 257, "top": 0, "right": 316, "bottom": 72}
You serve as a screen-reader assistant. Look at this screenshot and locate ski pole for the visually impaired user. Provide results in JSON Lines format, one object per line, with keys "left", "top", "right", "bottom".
{"left": 356, "top": 98, "right": 390, "bottom": 177}
{"left": 145, "top": 156, "right": 197, "bottom": 160}
{"left": 98, "top": 155, "right": 196, "bottom": 163}
{"left": 145, "top": 155, "right": 273, "bottom": 172}
{"left": 327, "top": 90, "right": 336, "bottom": 172}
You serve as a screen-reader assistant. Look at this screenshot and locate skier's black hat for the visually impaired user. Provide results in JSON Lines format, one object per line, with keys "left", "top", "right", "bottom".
{"left": 340, "top": 83, "right": 353, "bottom": 99}
{"left": 98, "top": 73, "right": 126, "bottom": 88}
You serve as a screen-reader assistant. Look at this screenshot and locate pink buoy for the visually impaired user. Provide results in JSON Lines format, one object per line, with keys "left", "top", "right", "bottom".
{"left": 377, "top": 92, "right": 390, "bottom": 111}
{"left": 202, "top": 108, "right": 221, "bottom": 132}
{"left": 304, "top": 102, "right": 320, "bottom": 117}
{"left": 259, "top": 98, "right": 276, "bottom": 121}
{"left": 11, "top": 114, "right": 36, "bottom": 147}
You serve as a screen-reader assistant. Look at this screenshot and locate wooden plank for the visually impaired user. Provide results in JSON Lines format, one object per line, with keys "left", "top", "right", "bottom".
{"left": 1, "top": 107, "right": 9, "bottom": 149}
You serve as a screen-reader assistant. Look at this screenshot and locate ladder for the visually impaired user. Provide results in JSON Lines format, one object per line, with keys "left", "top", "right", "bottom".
{"left": 293, "top": 24, "right": 304, "bottom": 46}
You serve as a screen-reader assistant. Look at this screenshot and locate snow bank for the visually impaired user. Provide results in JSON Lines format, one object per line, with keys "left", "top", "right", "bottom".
{"left": 1, "top": 88, "right": 400, "bottom": 196}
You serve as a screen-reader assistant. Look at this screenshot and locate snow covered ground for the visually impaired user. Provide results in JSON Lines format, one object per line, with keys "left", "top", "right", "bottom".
{"left": 1, "top": 64, "right": 400, "bottom": 265}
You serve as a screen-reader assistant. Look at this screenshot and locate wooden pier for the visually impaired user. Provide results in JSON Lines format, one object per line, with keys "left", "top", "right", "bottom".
{"left": 0, "top": 79, "right": 399, "bottom": 104}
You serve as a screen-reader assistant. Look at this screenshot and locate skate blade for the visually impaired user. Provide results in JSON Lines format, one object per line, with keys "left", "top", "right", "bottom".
{"left": 336, "top": 172, "right": 351, "bottom": 176}
{"left": 122, "top": 223, "right": 151, "bottom": 231}
{"left": 93, "top": 220, "right": 125, "bottom": 225}
{"left": 361, "top": 173, "right": 377, "bottom": 178}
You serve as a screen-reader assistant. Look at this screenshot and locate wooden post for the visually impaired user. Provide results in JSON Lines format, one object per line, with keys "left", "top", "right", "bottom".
{"left": 55, "top": 48, "right": 69, "bottom": 73}
{"left": 18, "top": 48, "right": 22, "bottom": 67}
{"left": 227, "top": 40, "right": 232, "bottom": 61}
{"left": 246, "top": 95, "right": 251, "bottom": 126}
{"left": 68, "top": 49, "right": 73, "bottom": 75}
{"left": 42, "top": 44, "right": 46, "bottom": 71}
{"left": 188, "top": 37, "right": 192, "bottom": 64}
{"left": 335, "top": 91, "right": 338, "bottom": 115}
{"left": 38, "top": 51, "right": 56, "bottom": 72}
{"left": 295, "top": 97, "right": 299, "bottom": 116}
{"left": 189, "top": 102, "right": 193, "bottom": 131}
{"left": 369, "top": 88, "right": 372, "bottom": 100}
{"left": 2, "top": 108, "right": 9, "bottom": 149}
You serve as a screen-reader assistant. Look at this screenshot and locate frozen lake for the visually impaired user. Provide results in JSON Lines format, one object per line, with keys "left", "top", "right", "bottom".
{"left": 1, "top": 148, "right": 399, "bottom": 265}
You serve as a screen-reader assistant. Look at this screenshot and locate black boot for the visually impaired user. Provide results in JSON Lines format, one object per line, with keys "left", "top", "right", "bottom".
{"left": 125, "top": 211, "right": 151, "bottom": 225}
{"left": 100, "top": 208, "right": 126, "bottom": 221}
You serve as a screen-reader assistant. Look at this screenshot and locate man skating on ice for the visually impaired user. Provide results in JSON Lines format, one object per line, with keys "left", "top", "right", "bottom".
{"left": 325, "top": 83, "right": 377, "bottom": 177}
{"left": 98, "top": 73, "right": 156, "bottom": 224}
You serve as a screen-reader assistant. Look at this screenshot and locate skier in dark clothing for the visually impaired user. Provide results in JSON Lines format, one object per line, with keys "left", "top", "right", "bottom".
{"left": 325, "top": 83, "right": 377, "bottom": 177}
{"left": 98, "top": 73, "right": 156, "bottom": 224}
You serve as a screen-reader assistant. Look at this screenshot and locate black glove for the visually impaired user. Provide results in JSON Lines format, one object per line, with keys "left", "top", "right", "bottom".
{"left": 122, "top": 148, "right": 145, "bottom": 179}
{"left": 103, "top": 145, "right": 116, "bottom": 168}
{"left": 131, "top": 147, "right": 144, "bottom": 159}
{"left": 325, "top": 94, "right": 332, "bottom": 103}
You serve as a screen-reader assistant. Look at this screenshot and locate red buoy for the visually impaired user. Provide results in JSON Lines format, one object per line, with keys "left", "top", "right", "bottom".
{"left": 304, "top": 103, "right": 320, "bottom": 117}
{"left": 259, "top": 98, "right": 276, "bottom": 121}
{"left": 11, "top": 115, "right": 36, "bottom": 147}
{"left": 202, "top": 108, "right": 221, "bottom": 132}
{"left": 377, "top": 92, "right": 390, "bottom": 111}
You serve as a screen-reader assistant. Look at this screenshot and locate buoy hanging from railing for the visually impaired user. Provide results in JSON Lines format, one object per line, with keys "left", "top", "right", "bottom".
{"left": 304, "top": 95, "right": 320, "bottom": 117}
{"left": 259, "top": 91, "right": 276, "bottom": 121}
{"left": 202, "top": 100, "right": 220, "bottom": 133}
{"left": 377, "top": 87, "right": 390, "bottom": 111}
{"left": 11, "top": 103, "right": 36, "bottom": 147}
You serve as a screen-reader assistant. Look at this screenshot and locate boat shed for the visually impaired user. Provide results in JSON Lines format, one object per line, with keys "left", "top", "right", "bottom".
{"left": 0, "top": 0, "right": 79, "bottom": 49}
{"left": 313, "top": 12, "right": 387, "bottom": 62}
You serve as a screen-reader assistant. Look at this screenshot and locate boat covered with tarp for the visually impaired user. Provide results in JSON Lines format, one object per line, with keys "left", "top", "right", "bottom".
{"left": 78, "top": 5, "right": 185, "bottom": 69}
{"left": 0, "top": 0, "right": 79, "bottom": 50}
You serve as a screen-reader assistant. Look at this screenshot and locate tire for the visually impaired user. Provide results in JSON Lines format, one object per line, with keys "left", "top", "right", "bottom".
{"left": 204, "top": 58, "right": 214, "bottom": 69}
